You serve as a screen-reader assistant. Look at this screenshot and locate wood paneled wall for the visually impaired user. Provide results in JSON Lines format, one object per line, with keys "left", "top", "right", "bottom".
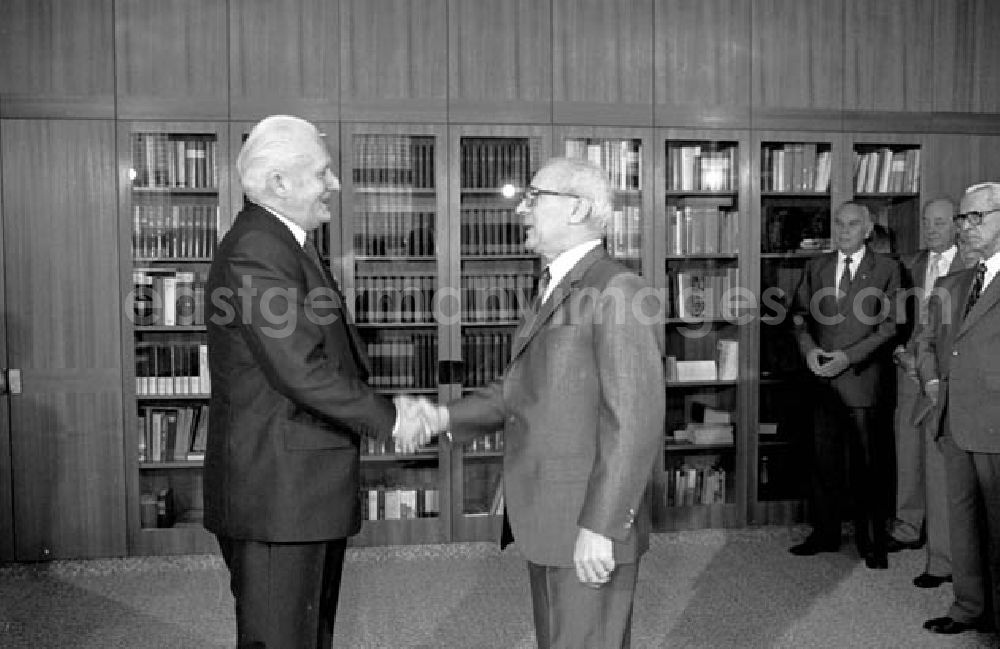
{"left": 0, "top": 0, "right": 997, "bottom": 132}
{"left": 0, "top": 0, "right": 115, "bottom": 118}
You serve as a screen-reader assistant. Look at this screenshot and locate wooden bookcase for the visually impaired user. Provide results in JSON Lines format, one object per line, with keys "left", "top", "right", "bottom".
{"left": 118, "top": 121, "right": 230, "bottom": 555}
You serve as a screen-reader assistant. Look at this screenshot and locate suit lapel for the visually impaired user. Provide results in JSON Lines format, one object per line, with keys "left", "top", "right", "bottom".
{"left": 510, "top": 246, "right": 606, "bottom": 361}
{"left": 960, "top": 269, "right": 1000, "bottom": 336}
{"left": 912, "top": 250, "right": 929, "bottom": 290}
{"left": 819, "top": 252, "right": 838, "bottom": 290}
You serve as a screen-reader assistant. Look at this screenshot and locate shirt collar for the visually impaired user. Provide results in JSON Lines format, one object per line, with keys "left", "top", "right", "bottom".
{"left": 837, "top": 246, "right": 866, "bottom": 265}
{"left": 930, "top": 245, "right": 957, "bottom": 264}
{"left": 983, "top": 249, "right": 1000, "bottom": 287}
{"left": 260, "top": 204, "right": 307, "bottom": 247}
{"left": 544, "top": 239, "right": 602, "bottom": 300}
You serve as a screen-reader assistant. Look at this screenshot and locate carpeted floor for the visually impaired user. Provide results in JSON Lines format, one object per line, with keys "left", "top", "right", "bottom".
{"left": 0, "top": 526, "right": 997, "bottom": 648}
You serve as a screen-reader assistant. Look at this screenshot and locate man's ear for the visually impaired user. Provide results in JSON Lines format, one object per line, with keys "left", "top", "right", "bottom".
{"left": 568, "top": 197, "right": 592, "bottom": 224}
{"left": 266, "top": 170, "right": 288, "bottom": 197}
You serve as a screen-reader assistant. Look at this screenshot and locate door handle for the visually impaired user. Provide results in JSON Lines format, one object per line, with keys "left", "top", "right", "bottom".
{"left": 1, "top": 369, "right": 22, "bottom": 395}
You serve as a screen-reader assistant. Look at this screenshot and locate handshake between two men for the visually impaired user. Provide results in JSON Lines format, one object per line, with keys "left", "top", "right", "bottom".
{"left": 391, "top": 395, "right": 450, "bottom": 454}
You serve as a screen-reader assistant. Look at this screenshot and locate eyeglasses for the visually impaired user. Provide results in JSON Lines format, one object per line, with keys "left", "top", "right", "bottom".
{"left": 954, "top": 209, "right": 1000, "bottom": 226}
{"left": 519, "top": 185, "right": 581, "bottom": 208}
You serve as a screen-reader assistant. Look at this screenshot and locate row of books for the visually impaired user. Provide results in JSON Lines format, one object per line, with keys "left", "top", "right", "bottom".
{"left": 461, "top": 274, "right": 536, "bottom": 322}
{"left": 606, "top": 206, "right": 643, "bottom": 259}
{"left": 365, "top": 333, "right": 438, "bottom": 389}
{"left": 667, "top": 203, "right": 740, "bottom": 255}
{"left": 672, "top": 268, "right": 741, "bottom": 319}
{"left": 132, "top": 205, "right": 219, "bottom": 259}
{"left": 460, "top": 138, "right": 534, "bottom": 189}
{"left": 853, "top": 147, "right": 921, "bottom": 194}
{"left": 668, "top": 145, "right": 738, "bottom": 192}
{"left": 352, "top": 135, "right": 435, "bottom": 189}
{"left": 362, "top": 488, "right": 441, "bottom": 520}
{"left": 564, "top": 139, "right": 642, "bottom": 190}
{"left": 362, "top": 436, "right": 438, "bottom": 456}
{"left": 461, "top": 209, "right": 530, "bottom": 256}
{"left": 133, "top": 269, "right": 206, "bottom": 327}
{"left": 463, "top": 431, "right": 504, "bottom": 454}
{"left": 664, "top": 457, "right": 728, "bottom": 506}
{"left": 138, "top": 405, "right": 208, "bottom": 463}
{"left": 664, "top": 339, "right": 739, "bottom": 383}
{"left": 462, "top": 331, "right": 512, "bottom": 387}
{"left": 134, "top": 342, "right": 210, "bottom": 395}
{"left": 131, "top": 134, "right": 218, "bottom": 190}
{"left": 354, "top": 275, "right": 437, "bottom": 324}
{"left": 760, "top": 144, "right": 832, "bottom": 193}
{"left": 353, "top": 212, "right": 436, "bottom": 257}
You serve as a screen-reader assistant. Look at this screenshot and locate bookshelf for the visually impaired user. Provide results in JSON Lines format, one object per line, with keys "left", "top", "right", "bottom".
{"left": 654, "top": 129, "right": 751, "bottom": 530}
{"left": 120, "top": 122, "right": 230, "bottom": 555}
{"left": 848, "top": 135, "right": 923, "bottom": 257}
{"left": 751, "top": 131, "right": 839, "bottom": 524}
{"left": 339, "top": 124, "right": 451, "bottom": 546}
{"left": 449, "top": 124, "right": 550, "bottom": 541}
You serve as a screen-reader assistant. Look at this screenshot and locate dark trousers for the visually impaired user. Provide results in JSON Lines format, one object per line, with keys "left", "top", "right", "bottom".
{"left": 527, "top": 560, "right": 639, "bottom": 649}
{"left": 940, "top": 433, "right": 1000, "bottom": 628}
{"left": 809, "top": 389, "right": 890, "bottom": 555}
{"left": 217, "top": 535, "right": 347, "bottom": 649}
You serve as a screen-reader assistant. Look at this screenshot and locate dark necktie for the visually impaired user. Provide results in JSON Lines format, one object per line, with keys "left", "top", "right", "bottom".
{"left": 532, "top": 266, "right": 552, "bottom": 312}
{"left": 837, "top": 255, "right": 853, "bottom": 311}
{"left": 963, "top": 261, "right": 988, "bottom": 320}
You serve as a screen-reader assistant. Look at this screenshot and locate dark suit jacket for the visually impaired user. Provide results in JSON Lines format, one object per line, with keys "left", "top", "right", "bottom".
{"left": 791, "top": 247, "right": 901, "bottom": 407}
{"left": 898, "top": 248, "right": 964, "bottom": 354}
{"left": 916, "top": 262, "right": 1000, "bottom": 452}
{"left": 203, "top": 203, "right": 396, "bottom": 543}
{"left": 449, "top": 246, "right": 665, "bottom": 567}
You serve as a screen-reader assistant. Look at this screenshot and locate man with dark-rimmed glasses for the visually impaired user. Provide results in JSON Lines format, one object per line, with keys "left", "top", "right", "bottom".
{"left": 918, "top": 182, "right": 1000, "bottom": 636}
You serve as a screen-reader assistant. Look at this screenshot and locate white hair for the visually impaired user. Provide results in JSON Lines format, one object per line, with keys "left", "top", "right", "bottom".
{"left": 237, "top": 115, "right": 322, "bottom": 203}
{"left": 965, "top": 182, "right": 1000, "bottom": 208}
{"left": 542, "top": 157, "right": 614, "bottom": 232}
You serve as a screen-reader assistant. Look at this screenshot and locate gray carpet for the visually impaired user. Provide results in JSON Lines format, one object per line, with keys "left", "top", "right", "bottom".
{"left": 0, "top": 527, "right": 997, "bottom": 648}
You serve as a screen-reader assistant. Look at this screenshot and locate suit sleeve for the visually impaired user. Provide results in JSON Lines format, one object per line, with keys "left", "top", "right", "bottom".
{"left": 841, "top": 260, "right": 901, "bottom": 365}
{"left": 220, "top": 230, "right": 396, "bottom": 439}
{"left": 577, "top": 274, "right": 666, "bottom": 541}
{"left": 447, "top": 381, "right": 508, "bottom": 445}
{"left": 791, "top": 259, "right": 821, "bottom": 356}
{"left": 915, "top": 279, "right": 944, "bottom": 385}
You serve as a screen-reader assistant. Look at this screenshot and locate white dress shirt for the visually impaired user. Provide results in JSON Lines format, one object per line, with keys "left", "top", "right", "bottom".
{"left": 835, "top": 246, "right": 866, "bottom": 284}
{"left": 542, "top": 239, "right": 603, "bottom": 304}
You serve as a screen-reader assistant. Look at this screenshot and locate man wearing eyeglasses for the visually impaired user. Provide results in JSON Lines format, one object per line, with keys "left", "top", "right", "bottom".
{"left": 402, "top": 157, "right": 665, "bottom": 648}
{"left": 918, "top": 182, "right": 1000, "bottom": 635}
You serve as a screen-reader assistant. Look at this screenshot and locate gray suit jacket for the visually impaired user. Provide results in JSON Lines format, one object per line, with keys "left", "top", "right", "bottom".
{"left": 791, "top": 247, "right": 901, "bottom": 407}
{"left": 449, "top": 246, "right": 665, "bottom": 567}
{"left": 916, "top": 263, "right": 1000, "bottom": 451}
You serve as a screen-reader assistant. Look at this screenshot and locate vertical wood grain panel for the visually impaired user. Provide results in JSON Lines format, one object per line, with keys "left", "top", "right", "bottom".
{"left": 751, "top": 0, "right": 843, "bottom": 129}
{"left": 0, "top": 121, "right": 10, "bottom": 561}
{"left": 924, "top": 134, "right": 1000, "bottom": 204}
{"left": 229, "top": 0, "right": 339, "bottom": 121}
{"left": 553, "top": 0, "right": 654, "bottom": 125}
{"left": 448, "top": 0, "right": 552, "bottom": 123}
{"left": 1, "top": 119, "right": 126, "bottom": 559}
{"left": 934, "top": 0, "right": 1000, "bottom": 113}
{"left": 844, "top": 0, "right": 934, "bottom": 114}
{"left": 340, "top": 0, "right": 447, "bottom": 122}
{"left": 116, "top": 0, "right": 228, "bottom": 119}
{"left": 0, "top": 0, "right": 114, "bottom": 117}
{"left": 654, "top": 0, "right": 751, "bottom": 128}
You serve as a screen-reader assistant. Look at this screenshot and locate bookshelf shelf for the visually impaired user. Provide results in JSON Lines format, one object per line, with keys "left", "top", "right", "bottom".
{"left": 760, "top": 191, "right": 830, "bottom": 198}
{"left": 132, "top": 187, "right": 218, "bottom": 195}
{"left": 855, "top": 192, "right": 919, "bottom": 199}
{"left": 664, "top": 254, "right": 739, "bottom": 261}
{"left": 137, "top": 394, "right": 210, "bottom": 401}
{"left": 666, "top": 379, "right": 738, "bottom": 388}
{"left": 354, "top": 321, "right": 437, "bottom": 329}
{"left": 361, "top": 452, "right": 439, "bottom": 463}
{"left": 464, "top": 451, "right": 504, "bottom": 460}
{"left": 664, "top": 443, "right": 736, "bottom": 453}
{"left": 135, "top": 325, "right": 207, "bottom": 332}
{"left": 139, "top": 461, "right": 203, "bottom": 470}
{"left": 665, "top": 190, "right": 738, "bottom": 198}
{"left": 134, "top": 257, "right": 213, "bottom": 264}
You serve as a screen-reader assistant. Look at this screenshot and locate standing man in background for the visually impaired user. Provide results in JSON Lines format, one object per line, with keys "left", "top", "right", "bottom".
{"left": 888, "top": 198, "right": 960, "bottom": 590}
{"left": 204, "top": 115, "right": 428, "bottom": 649}
{"left": 404, "top": 157, "right": 665, "bottom": 648}
{"left": 788, "top": 202, "right": 901, "bottom": 569}
{"left": 919, "top": 182, "right": 1000, "bottom": 635}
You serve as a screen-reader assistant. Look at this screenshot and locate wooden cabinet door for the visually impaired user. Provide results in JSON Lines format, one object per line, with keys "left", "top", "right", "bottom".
{"left": 0, "top": 119, "right": 126, "bottom": 559}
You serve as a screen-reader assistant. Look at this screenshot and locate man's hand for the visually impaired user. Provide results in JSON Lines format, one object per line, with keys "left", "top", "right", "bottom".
{"left": 392, "top": 396, "right": 434, "bottom": 453}
{"left": 893, "top": 347, "right": 919, "bottom": 382}
{"left": 573, "top": 527, "right": 614, "bottom": 588}
{"left": 814, "top": 349, "right": 849, "bottom": 378}
{"left": 805, "top": 348, "right": 825, "bottom": 375}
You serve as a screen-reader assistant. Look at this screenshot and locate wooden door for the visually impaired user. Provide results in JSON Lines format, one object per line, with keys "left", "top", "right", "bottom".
{"left": 0, "top": 119, "right": 126, "bottom": 559}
